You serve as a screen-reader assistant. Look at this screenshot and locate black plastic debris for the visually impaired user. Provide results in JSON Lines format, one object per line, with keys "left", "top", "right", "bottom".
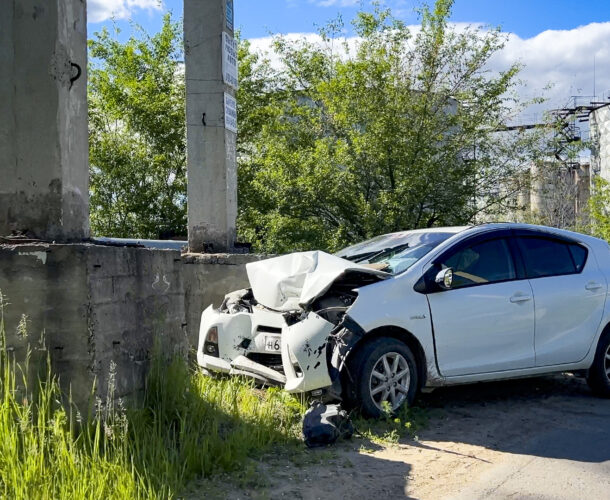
{"left": 302, "top": 401, "right": 354, "bottom": 448}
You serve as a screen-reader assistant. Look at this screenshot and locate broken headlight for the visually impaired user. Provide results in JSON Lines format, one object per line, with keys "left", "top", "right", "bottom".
{"left": 204, "top": 326, "right": 219, "bottom": 357}
{"left": 287, "top": 345, "right": 303, "bottom": 377}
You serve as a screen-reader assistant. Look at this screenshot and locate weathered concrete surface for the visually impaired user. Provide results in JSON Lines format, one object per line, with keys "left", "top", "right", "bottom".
{"left": 0, "top": 244, "right": 92, "bottom": 399}
{"left": 0, "top": 0, "right": 89, "bottom": 241}
{"left": 591, "top": 104, "right": 610, "bottom": 181}
{"left": 0, "top": 243, "right": 264, "bottom": 405}
{"left": 184, "top": 0, "right": 237, "bottom": 253}
{"left": 182, "top": 252, "right": 262, "bottom": 348}
{"left": 86, "top": 246, "right": 188, "bottom": 400}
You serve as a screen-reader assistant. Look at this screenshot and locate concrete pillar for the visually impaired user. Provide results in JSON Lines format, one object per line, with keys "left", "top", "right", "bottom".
{"left": 530, "top": 162, "right": 544, "bottom": 214}
{"left": 590, "top": 105, "right": 610, "bottom": 181}
{"left": 184, "top": 0, "right": 237, "bottom": 253}
{"left": 0, "top": 0, "right": 89, "bottom": 241}
{"left": 575, "top": 163, "right": 590, "bottom": 217}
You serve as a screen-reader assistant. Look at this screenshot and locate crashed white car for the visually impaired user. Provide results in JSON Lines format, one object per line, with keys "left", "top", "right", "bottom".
{"left": 198, "top": 223, "right": 610, "bottom": 416}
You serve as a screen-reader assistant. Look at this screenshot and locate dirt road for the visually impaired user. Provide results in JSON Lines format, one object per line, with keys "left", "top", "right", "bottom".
{"left": 200, "top": 374, "right": 610, "bottom": 499}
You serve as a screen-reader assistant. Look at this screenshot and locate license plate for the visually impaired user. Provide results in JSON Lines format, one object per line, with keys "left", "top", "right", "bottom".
{"left": 264, "top": 335, "right": 281, "bottom": 352}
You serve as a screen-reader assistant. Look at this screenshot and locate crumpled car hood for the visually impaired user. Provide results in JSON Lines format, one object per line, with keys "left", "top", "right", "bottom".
{"left": 246, "top": 251, "right": 389, "bottom": 311}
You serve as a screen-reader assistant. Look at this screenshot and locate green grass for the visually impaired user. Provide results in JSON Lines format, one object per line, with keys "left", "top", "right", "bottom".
{"left": 352, "top": 401, "right": 429, "bottom": 445}
{"left": 0, "top": 296, "right": 305, "bottom": 499}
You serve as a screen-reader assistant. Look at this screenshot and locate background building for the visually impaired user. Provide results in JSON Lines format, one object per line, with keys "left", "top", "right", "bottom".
{"left": 590, "top": 102, "right": 610, "bottom": 180}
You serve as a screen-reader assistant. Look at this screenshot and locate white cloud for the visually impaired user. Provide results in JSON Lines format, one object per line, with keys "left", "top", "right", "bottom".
{"left": 88, "top": 0, "right": 162, "bottom": 23}
{"left": 488, "top": 22, "right": 610, "bottom": 123}
{"left": 248, "top": 33, "right": 359, "bottom": 68}
{"left": 248, "top": 22, "right": 610, "bottom": 124}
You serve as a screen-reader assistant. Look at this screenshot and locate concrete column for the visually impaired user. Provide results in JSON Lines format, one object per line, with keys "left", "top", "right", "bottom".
{"left": 590, "top": 105, "right": 610, "bottom": 181}
{"left": 184, "top": 0, "right": 237, "bottom": 253}
{"left": 0, "top": 0, "right": 89, "bottom": 241}
{"left": 575, "top": 163, "right": 590, "bottom": 217}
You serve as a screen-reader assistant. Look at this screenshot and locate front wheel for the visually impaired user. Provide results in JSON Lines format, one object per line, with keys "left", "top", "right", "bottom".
{"left": 587, "top": 330, "right": 610, "bottom": 397}
{"left": 346, "top": 337, "right": 418, "bottom": 418}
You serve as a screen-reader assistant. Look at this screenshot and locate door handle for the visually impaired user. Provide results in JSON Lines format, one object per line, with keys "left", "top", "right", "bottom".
{"left": 510, "top": 293, "right": 532, "bottom": 303}
{"left": 585, "top": 282, "right": 603, "bottom": 291}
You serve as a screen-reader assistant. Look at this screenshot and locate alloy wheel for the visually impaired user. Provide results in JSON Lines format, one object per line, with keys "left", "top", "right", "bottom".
{"left": 605, "top": 344, "right": 610, "bottom": 382}
{"left": 369, "top": 351, "right": 411, "bottom": 411}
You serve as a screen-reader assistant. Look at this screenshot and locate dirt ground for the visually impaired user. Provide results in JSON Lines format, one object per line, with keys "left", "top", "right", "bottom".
{"left": 189, "top": 374, "right": 610, "bottom": 500}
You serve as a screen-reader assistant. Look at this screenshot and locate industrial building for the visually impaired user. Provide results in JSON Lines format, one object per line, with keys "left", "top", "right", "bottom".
{"left": 510, "top": 94, "right": 610, "bottom": 227}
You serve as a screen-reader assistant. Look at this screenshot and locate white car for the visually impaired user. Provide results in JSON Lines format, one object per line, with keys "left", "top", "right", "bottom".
{"left": 197, "top": 223, "right": 610, "bottom": 416}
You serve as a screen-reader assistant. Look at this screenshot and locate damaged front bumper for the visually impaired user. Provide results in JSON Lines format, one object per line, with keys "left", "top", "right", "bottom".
{"left": 197, "top": 251, "right": 388, "bottom": 397}
{"left": 197, "top": 305, "right": 335, "bottom": 394}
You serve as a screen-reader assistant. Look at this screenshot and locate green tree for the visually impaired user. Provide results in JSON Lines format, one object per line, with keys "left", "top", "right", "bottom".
{"left": 236, "top": 1, "right": 544, "bottom": 253}
{"left": 589, "top": 176, "right": 610, "bottom": 240}
{"left": 88, "top": 15, "right": 186, "bottom": 238}
{"left": 87, "top": 2, "right": 552, "bottom": 251}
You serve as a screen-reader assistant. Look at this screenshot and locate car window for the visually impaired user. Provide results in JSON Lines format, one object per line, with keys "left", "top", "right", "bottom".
{"left": 517, "top": 237, "right": 579, "bottom": 278}
{"left": 336, "top": 231, "right": 455, "bottom": 262}
{"left": 568, "top": 244, "right": 587, "bottom": 272}
{"left": 377, "top": 243, "right": 441, "bottom": 275}
{"left": 439, "top": 238, "right": 516, "bottom": 289}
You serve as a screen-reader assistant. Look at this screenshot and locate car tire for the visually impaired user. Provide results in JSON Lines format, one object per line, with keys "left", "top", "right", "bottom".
{"left": 587, "top": 329, "right": 610, "bottom": 397}
{"left": 345, "top": 337, "right": 418, "bottom": 418}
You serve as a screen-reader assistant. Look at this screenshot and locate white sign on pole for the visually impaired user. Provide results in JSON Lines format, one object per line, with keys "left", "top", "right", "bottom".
{"left": 222, "top": 32, "right": 238, "bottom": 89}
{"left": 224, "top": 93, "right": 237, "bottom": 133}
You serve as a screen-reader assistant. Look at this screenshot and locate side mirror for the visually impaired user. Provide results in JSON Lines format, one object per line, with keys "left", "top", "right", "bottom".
{"left": 435, "top": 268, "right": 453, "bottom": 290}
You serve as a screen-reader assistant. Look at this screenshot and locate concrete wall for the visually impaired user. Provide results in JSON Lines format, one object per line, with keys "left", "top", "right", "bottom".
{"left": 182, "top": 252, "right": 260, "bottom": 349}
{"left": 0, "top": 243, "right": 264, "bottom": 405}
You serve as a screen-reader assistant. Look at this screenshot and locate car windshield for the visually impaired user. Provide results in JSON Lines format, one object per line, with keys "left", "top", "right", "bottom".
{"left": 336, "top": 230, "right": 456, "bottom": 275}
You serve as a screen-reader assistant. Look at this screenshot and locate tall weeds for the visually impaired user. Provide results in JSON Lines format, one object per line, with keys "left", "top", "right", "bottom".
{"left": 0, "top": 293, "right": 304, "bottom": 499}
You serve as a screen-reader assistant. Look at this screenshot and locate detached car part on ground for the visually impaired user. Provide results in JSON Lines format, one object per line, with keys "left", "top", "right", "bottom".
{"left": 198, "top": 223, "right": 610, "bottom": 417}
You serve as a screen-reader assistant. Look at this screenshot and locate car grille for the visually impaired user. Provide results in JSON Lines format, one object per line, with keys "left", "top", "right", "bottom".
{"left": 246, "top": 352, "right": 284, "bottom": 372}
{"left": 256, "top": 325, "right": 282, "bottom": 334}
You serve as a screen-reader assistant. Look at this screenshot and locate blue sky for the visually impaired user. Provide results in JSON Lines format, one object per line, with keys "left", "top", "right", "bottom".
{"left": 88, "top": 0, "right": 610, "bottom": 39}
{"left": 88, "top": 0, "right": 610, "bottom": 121}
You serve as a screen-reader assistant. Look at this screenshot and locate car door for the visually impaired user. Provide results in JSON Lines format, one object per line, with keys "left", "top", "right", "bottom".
{"left": 426, "top": 234, "right": 536, "bottom": 377}
{"left": 514, "top": 233, "right": 607, "bottom": 366}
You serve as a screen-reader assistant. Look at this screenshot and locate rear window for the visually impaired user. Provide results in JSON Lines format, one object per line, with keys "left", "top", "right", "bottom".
{"left": 517, "top": 237, "right": 586, "bottom": 278}
{"left": 568, "top": 244, "right": 587, "bottom": 272}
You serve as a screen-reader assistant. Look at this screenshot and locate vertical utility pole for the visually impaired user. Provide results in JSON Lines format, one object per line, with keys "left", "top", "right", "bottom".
{"left": 0, "top": 0, "right": 89, "bottom": 241}
{"left": 184, "top": 0, "right": 238, "bottom": 253}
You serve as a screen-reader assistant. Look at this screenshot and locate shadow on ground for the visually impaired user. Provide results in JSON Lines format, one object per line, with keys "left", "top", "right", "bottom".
{"left": 416, "top": 373, "right": 610, "bottom": 463}
{"left": 187, "top": 374, "right": 610, "bottom": 499}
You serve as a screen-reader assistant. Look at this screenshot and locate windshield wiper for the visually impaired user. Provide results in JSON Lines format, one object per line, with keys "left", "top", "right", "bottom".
{"left": 351, "top": 243, "right": 410, "bottom": 264}
{"left": 342, "top": 251, "right": 377, "bottom": 262}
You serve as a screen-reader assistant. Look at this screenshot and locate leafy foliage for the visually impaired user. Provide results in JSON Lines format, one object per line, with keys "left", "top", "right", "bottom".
{"left": 589, "top": 176, "right": 610, "bottom": 240}
{"left": 88, "top": 3, "right": 550, "bottom": 250}
{"left": 237, "top": 1, "right": 544, "bottom": 253}
{"left": 88, "top": 15, "right": 186, "bottom": 239}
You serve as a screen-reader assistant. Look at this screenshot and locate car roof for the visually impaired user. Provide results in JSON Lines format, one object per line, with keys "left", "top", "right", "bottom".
{"left": 381, "top": 222, "right": 606, "bottom": 248}
{"left": 378, "top": 226, "right": 471, "bottom": 238}
{"left": 339, "top": 223, "right": 606, "bottom": 259}
{"left": 464, "top": 222, "right": 605, "bottom": 246}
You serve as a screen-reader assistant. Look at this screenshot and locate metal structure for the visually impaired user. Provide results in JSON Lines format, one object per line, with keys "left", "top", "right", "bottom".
{"left": 495, "top": 94, "right": 610, "bottom": 226}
